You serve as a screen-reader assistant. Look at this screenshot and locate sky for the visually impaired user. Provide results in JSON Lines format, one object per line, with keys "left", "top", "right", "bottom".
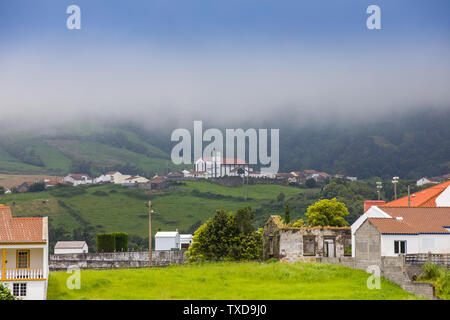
{"left": 1, "top": 0, "right": 450, "bottom": 128}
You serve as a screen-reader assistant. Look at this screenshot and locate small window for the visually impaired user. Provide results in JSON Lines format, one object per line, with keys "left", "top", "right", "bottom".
{"left": 17, "top": 250, "right": 29, "bottom": 268}
{"left": 13, "top": 283, "right": 27, "bottom": 297}
{"left": 394, "top": 240, "right": 407, "bottom": 254}
{"left": 303, "top": 236, "right": 315, "bottom": 256}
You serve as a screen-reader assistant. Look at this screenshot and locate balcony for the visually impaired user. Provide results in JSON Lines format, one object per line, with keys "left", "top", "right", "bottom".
{"left": 2, "top": 268, "right": 45, "bottom": 280}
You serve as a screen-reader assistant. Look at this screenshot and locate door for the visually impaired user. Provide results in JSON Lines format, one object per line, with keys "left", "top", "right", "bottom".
{"left": 324, "top": 239, "right": 336, "bottom": 258}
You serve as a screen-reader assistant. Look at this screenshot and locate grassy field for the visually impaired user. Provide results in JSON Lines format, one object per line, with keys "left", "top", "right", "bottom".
{"left": 47, "top": 262, "right": 420, "bottom": 300}
{"left": 0, "top": 181, "right": 313, "bottom": 240}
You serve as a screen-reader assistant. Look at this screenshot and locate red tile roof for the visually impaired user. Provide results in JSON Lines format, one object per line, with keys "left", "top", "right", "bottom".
{"left": 382, "top": 180, "right": 450, "bottom": 208}
{"left": 0, "top": 206, "right": 46, "bottom": 243}
{"left": 368, "top": 207, "right": 450, "bottom": 234}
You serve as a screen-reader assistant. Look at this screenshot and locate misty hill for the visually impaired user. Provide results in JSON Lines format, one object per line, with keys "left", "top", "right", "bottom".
{"left": 0, "top": 110, "right": 448, "bottom": 179}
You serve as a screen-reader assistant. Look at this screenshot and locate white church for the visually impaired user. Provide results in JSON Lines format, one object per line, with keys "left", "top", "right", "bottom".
{"left": 194, "top": 151, "right": 250, "bottom": 178}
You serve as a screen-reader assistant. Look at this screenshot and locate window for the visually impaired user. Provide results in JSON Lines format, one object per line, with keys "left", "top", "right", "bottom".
{"left": 17, "top": 250, "right": 29, "bottom": 268}
{"left": 394, "top": 240, "right": 407, "bottom": 254}
{"left": 303, "top": 236, "right": 315, "bottom": 256}
{"left": 344, "top": 237, "right": 352, "bottom": 256}
{"left": 12, "top": 283, "right": 27, "bottom": 297}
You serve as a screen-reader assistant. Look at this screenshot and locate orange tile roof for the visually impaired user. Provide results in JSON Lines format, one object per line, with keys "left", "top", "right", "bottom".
{"left": 382, "top": 180, "right": 450, "bottom": 208}
{"left": 368, "top": 207, "right": 450, "bottom": 234}
{"left": 0, "top": 206, "right": 46, "bottom": 243}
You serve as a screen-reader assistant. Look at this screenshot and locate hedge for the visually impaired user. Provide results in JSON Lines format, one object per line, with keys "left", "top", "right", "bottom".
{"left": 114, "top": 232, "right": 128, "bottom": 252}
{"left": 96, "top": 232, "right": 129, "bottom": 252}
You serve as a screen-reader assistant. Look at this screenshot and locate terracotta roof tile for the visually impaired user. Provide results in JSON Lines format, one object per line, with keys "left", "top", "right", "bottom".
{"left": 382, "top": 180, "right": 450, "bottom": 208}
{"left": 368, "top": 207, "right": 450, "bottom": 234}
{"left": 0, "top": 206, "right": 46, "bottom": 242}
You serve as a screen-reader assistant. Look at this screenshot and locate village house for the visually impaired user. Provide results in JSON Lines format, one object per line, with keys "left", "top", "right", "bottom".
{"left": 166, "top": 171, "right": 185, "bottom": 180}
{"left": 94, "top": 171, "right": 123, "bottom": 184}
{"left": 123, "top": 175, "right": 150, "bottom": 184}
{"left": 263, "top": 215, "right": 351, "bottom": 262}
{"left": 180, "top": 234, "right": 194, "bottom": 249}
{"left": 54, "top": 241, "right": 88, "bottom": 254}
{"left": 416, "top": 174, "right": 449, "bottom": 186}
{"left": 0, "top": 206, "right": 49, "bottom": 300}
{"left": 182, "top": 170, "right": 208, "bottom": 179}
{"left": 352, "top": 206, "right": 450, "bottom": 268}
{"left": 63, "top": 173, "right": 92, "bottom": 186}
{"left": 194, "top": 151, "right": 249, "bottom": 178}
{"left": 155, "top": 231, "right": 180, "bottom": 251}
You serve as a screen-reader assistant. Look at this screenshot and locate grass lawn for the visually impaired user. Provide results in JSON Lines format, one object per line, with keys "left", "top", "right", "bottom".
{"left": 47, "top": 262, "right": 420, "bottom": 300}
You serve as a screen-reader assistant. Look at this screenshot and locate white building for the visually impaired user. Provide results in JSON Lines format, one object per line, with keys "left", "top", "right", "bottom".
{"left": 63, "top": 174, "right": 92, "bottom": 186}
{"left": 182, "top": 170, "right": 208, "bottom": 179}
{"left": 180, "top": 234, "right": 193, "bottom": 249}
{"left": 352, "top": 206, "right": 450, "bottom": 258}
{"left": 123, "top": 175, "right": 150, "bottom": 184}
{"left": 54, "top": 241, "right": 88, "bottom": 254}
{"left": 194, "top": 151, "right": 249, "bottom": 178}
{"left": 416, "top": 177, "right": 441, "bottom": 186}
{"left": 155, "top": 231, "right": 180, "bottom": 251}
{"left": 94, "top": 171, "right": 123, "bottom": 184}
{"left": 0, "top": 206, "right": 49, "bottom": 300}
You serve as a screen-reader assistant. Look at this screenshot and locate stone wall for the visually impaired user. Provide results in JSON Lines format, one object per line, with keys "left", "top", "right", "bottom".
{"left": 354, "top": 219, "right": 381, "bottom": 270}
{"left": 49, "top": 250, "right": 186, "bottom": 271}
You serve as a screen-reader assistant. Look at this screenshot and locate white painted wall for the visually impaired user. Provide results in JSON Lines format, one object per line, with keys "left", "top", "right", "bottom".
{"left": 155, "top": 234, "right": 180, "bottom": 250}
{"left": 3, "top": 280, "right": 47, "bottom": 300}
{"left": 381, "top": 234, "right": 450, "bottom": 256}
{"left": 436, "top": 185, "right": 450, "bottom": 206}
{"left": 54, "top": 244, "right": 88, "bottom": 254}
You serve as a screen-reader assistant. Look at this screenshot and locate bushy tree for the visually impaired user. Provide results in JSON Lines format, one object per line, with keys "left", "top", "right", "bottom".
{"left": 186, "top": 208, "right": 262, "bottom": 262}
{"left": 27, "top": 182, "right": 46, "bottom": 192}
{"left": 0, "top": 283, "right": 15, "bottom": 300}
{"left": 284, "top": 204, "right": 290, "bottom": 224}
{"left": 305, "top": 198, "right": 349, "bottom": 227}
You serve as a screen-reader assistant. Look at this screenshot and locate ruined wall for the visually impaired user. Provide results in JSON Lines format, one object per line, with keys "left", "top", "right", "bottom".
{"left": 354, "top": 219, "right": 381, "bottom": 270}
{"left": 49, "top": 251, "right": 186, "bottom": 271}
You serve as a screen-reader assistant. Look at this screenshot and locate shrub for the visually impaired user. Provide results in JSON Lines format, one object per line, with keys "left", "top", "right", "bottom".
{"left": 420, "top": 263, "right": 440, "bottom": 280}
{"left": 114, "top": 232, "right": 128, "bottom": 252}
{"left": 50, "top": 186, "right": 86, "bottom": 197}
{"left": 96, "top": 233, "right": 115, "bottom": 252}
{"left": 0, "top": 283, "right": 15, "bottom": 300}
{"left": 92, "top": 190, "right": 108, "bottom": 197}
{"left": 27, "top": 182, "right": 46, "bottom": 192}
{"left": 435, "top": 268, "right": 450, "bottom": 298}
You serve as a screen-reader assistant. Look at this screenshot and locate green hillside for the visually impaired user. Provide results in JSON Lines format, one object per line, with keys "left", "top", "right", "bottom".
{"left": 0, "top": 181, "right": 314, "bottom": 252}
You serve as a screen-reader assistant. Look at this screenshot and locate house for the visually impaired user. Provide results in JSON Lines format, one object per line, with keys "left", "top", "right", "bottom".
{"left": 249, "top": 171, "right": 276, "bottom": 179}
{"left": 44, "top": 181, "right": 60, "bottom": 188}
{"left": 263, "top": 215, "right": 351, "bottom": 262}
{"left": 194, "top": 151, "right": 249, "bottom": 178}
{"left": 352, "top": 206, "right": 450, "bottom": 267}
{"left": 346, "top": 176, "right": 358, "bottom": 182}
{"left": 54, "top": 241, "right": 88, "bottom": 254}
{"left": 383, "top": 180, "right": 450, "bottom": 208}
{"left": 416, "top": 177, "right": 443, "bottom": 186}
{"left": 123, "top": 175, "right": 149, "bottom": 184}
{"left": 166, "top": 172, "right": 185, "bottom": 180}
{"left": 182, "top": 170, "right": 208, "bottom": 179}
{"left": 0, "top": 206, "right": 49, "bottom": 300}
{"left": 274, "top": 172, "right": 296, "bottom": 183}
{"left": 180, "top": 234, "right": 193, "bottom": 249}
{"left": 155, "top": 231, "right": 180, "bottom": 251}
{"left": 63, "top": 174, "right": 92, "bottom": 186}
{"left": 94, "top": 171, "right": 123, "bottom": 184}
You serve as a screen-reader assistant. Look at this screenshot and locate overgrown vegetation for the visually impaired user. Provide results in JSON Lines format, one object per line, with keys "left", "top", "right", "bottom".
{"left": 0, "top": 283, "right": 16, "bottom": 300}
{"left": 419, "top": 263, "right": 450, "bottom": 299}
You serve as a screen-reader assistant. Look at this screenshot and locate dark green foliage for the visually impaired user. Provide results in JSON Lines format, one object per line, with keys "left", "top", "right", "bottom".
{"left": 187, "top": 220, "right": 202, "bottom": 234}
{"left": 96, "top": 232, "right": 128, "bottom": 252}
{"left": 69, "top": 159, "right": 93, "bottom": 176}
{"left": 27, "top": 182, "right": 46, "bottom": 192}
{"left": 284, "top": 204, "right": 290, "bottom": 224}
{"left": 50, "top": 185, "right": 87, "bottom": 197}
{"left": 187, "top": 208, "right": 262, "bottom": 262}
{"left": 0, "top": 186, "right": 4, "bottom": 194}
{"left": 0, "top": 283, "right": 15, "bottom": 300}
{"left": 277, "top": 192, "right": 285, "bottom": 203}
{"left": 114, "top": 232, "right": 128, "bottom": 252}
{"left": 235, "top": 206, "right": 256, "bottom": 234}
{"left": 191, "top": 189, "right": 246, "bottom": 201}
{"left": 305, "top": 178, "right": 317, "bottom": 188}
{"left": 96, "top": 233, "right": 115, "bottom": 252}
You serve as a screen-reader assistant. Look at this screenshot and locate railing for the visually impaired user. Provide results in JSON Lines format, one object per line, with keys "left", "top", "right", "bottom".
{"left": 2, "top": 268, "right": 45, "bottom": 280}
{"left": 405, "top": 253, "right": 450, "bottom": 265}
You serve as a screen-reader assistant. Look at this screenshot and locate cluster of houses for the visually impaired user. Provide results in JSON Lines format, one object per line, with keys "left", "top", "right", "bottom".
{"left": 2, "top": 175, "right": 449, "bottom": 299}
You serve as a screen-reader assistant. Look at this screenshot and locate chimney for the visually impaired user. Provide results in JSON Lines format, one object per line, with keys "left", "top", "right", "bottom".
{"left": 364, "top": 200, "right": 386, "bottom": 213}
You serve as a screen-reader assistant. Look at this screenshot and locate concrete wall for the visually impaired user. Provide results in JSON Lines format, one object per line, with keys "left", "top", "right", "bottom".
{"left": 2, "top": 280, "right": 47, "bottom": 300}
{"left": 49, "top": 250, "right": 186, "bottom": 271}
{"left": 354, "top": 219, "right": 381, "bottom": 270}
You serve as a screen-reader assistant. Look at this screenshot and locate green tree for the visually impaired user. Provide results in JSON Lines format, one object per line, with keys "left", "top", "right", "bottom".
{"left": 27, "top": 182, "right": 46, "bottom": 192}
{"left": 235, "top": 206, "right": 255, "bottom": 234}
{"left": 0, "top": 283, "right": 15, "bottom": 300}
{"left": 305, "top": 178, "right": 317, "bottom": 188}
{"left": 186, "top": 208, "right": 262, "bottom": 262}
{"left": 277, "top": 192, "right": 285, "bottom": 204}
{"left": 284, "top": 204, "right": 290, "bottom": 224}
{"left": 305, "top": 198, "right": 349, "bottom": 227}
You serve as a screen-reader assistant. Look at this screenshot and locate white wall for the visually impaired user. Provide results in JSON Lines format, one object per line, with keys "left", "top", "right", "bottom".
{"left": 54, "top": 245, "right": 88, "bottom": 255}
{"left": 381, "top": 234, "right": 450, "bottom": 256}
{"left": 436, "top": 186, "right": 450, "bottom": 206}
{"left": 155, "top": 236, "right": 180, "bottom": 250}
{"left": 3, "top": 280, "right": 47, "bottom": 300}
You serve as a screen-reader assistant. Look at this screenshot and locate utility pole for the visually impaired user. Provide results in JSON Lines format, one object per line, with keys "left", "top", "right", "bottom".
{"left": 246, "top": 172, "right": 249, "bottom": 201}
{"left": 407, "top": 185, "right": 411, "bottom": 207}
{"left": 148, "top": 200, "right": 152, "bottom": 267}
{"left": 392, "top": 176, "right": 399, "bottom": 200}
